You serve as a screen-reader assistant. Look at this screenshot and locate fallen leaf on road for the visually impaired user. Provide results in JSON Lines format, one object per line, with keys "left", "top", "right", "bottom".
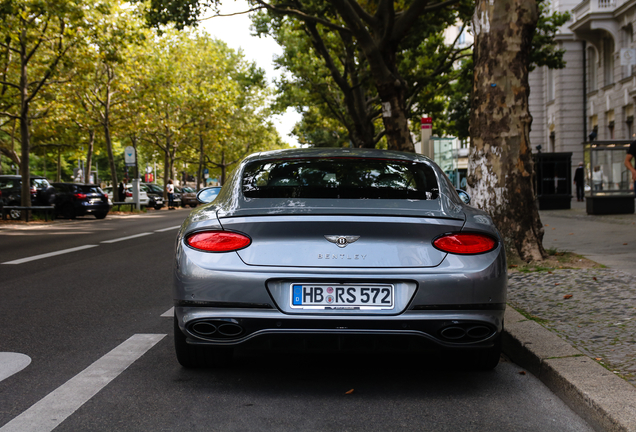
{"left": 509, "top": 264, "right": 518, "bottom": 268}
{"left": 548, "top": 271, "right": 553, "bottom": 274}
{"left": 552, "top": 228, "right": 556, "bottom": 230}
{"left": 593, "top": 277, "right": 597, "bottom": 281}
{"left": 345, "top": 389, "right": 354, "bottom": 395}
{"left": 563, "top": 294, "right": 573, "bottom": 299}
{"left": 595, "top": 358, "right": 602, "bottom": 361}
{"left": 519, "top": 371, "right": 526, "bottom": 375}
{"left": 568, "top": 233, "right": 574, "bottom": 235}
{"left": 555, "top": 283, "right": 560, "bottom": 285}
{"left": 623, "top": 243, "right": 628, "bottom": 245}
{"left": 545, "top": 224, "right": 549, "bottom": 227}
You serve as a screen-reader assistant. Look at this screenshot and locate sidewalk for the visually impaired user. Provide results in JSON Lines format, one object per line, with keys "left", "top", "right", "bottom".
{"left": 503, "top": 199, "right": 636, "bottom": 431}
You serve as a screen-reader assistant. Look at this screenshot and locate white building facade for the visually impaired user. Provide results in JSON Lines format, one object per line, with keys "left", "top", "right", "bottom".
{"left": 529, "top": 0, "right": 636, "bottom": 176}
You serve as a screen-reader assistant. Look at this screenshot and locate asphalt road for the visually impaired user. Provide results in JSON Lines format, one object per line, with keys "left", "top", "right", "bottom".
{"left": 0, "top": 209, "right": 595, "bottom": 431}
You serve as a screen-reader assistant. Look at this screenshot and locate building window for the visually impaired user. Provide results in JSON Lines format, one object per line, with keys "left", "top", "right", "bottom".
{"left": 607, "top": 110, "right": 615, "bottom": 139}
{"left": 547, "top": 67, "right": 555, "bottom": 101}
{"left": 588, "top": 47, "right": 597, "bottom": 92}
{"left": 622, "top": 25, "right": 634, "bottom": 78}
{"left": 549, "top": 131, "right": 556, "bottom": 152}
{"left": 603, "top": 38, "right": 615, "bottom": 86}
{"left": 625, "top": 105, "right": 634, "bottom": 138}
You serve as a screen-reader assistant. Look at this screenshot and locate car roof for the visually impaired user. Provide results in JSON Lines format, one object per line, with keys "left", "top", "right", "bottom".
{"left": 0, "top": 175, "right": 47, "bottom": 179}
{"left": 245, "top": 147, "right": 433, "bottom": 163}
{"left": 52, "top": 182, "right": 99, "bottom": 186}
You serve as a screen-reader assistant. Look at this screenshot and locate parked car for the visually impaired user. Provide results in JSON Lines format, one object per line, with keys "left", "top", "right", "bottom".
{"left": 141, "top": 183, "right": 164, "bottom": 210}
{"left": 0, "top": 175, "right": 56, "bottom": 219}
{"left": 179, "top": 186, "right": 202, "bottom": 208}
{"left": 172, "top": 186, "right": 183, "bottom": 207}
{"left": 103, "top": 184, "right": 150, "bottom": 208}
{"left": 51, "top": 183, "right": 110, "bottom": 219}
{"left": 173, "top": 148, "right": 506, "bottom": 370}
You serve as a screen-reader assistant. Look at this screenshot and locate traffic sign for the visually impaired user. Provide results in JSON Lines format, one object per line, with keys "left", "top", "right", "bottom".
{"left": 124, "top": 146, "right": 136, "bottom": 166}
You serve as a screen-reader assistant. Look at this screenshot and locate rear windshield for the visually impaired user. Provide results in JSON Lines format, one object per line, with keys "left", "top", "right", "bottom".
{"left": 242, "top": 158, "right": 439, "bottom": 200}
{"left": 77, "top": 185, "right": 103, "bottom": 193}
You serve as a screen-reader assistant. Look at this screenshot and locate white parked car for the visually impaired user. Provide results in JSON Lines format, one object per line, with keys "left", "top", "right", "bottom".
{"left": 102, "top": 185, "right": 150, "bottom": 207}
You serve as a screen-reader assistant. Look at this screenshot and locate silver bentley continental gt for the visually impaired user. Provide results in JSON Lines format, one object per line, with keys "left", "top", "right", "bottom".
{"left": 173, "top": 148, "right": 506, "bottom": 369}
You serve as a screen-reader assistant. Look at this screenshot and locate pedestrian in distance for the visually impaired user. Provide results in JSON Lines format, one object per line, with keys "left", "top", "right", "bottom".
{"left": 167, "top": 179, "right": 175, "bottom": 210}
{"left": 625, "top": 139, "right": 636, "bottom": 196}
{"left": 592, "top": 165, "right": 604, "bottom": 191}
{"left": 118, "top": 181, "right": 125, "bottom": 203}
{"left": 573, "top": 161, "right": 585, "bottom": 201}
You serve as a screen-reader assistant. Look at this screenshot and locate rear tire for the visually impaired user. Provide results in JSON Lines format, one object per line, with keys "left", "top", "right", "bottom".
{"left": 9, "top": 208, "right": 21, "bottom": 220}
{"left": 174, "top": 315, "right": 233, "bottom": 368}
{"left": 94, "top": 212, "right": 107, "bottom": 219}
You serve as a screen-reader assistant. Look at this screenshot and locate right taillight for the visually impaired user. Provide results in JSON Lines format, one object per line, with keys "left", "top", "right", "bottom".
{"left": 186, "top": 230, "right": 251, "bottom": 252}
{"left": 433, "top": 233, "right": 497, "bottom": 255}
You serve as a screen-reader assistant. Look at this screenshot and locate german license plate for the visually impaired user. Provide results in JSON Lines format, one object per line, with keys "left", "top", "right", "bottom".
{"left": 290, "top": 284, "right": 394, "bottom": 310}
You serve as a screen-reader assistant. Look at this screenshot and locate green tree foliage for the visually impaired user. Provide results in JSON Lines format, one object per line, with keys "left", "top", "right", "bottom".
{"left": 0, "top": 0, "right": 285, "bottom": 195}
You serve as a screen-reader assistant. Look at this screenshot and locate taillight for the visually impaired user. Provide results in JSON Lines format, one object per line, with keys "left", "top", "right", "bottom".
{"left": 30, "top": 186, "right": 37, "bottom": 195}
{"left": 186, "top": 231, "right": 251, "bottom": 252}
{"left": 74, "top": 193, "right": 87, "bottom": 199}
{"left": 433, "top": 233, "right": 497, "bottom": 255}
{"left": 125, "top": 191, "right": 132, "bottom": 197}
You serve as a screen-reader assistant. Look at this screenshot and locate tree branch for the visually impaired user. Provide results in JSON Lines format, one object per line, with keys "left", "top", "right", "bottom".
{"left": 252, "top": 0, "right": 351, "bottom": 34}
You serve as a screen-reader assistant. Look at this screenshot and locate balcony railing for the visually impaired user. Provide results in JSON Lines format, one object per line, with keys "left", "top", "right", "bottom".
{"left": 572, "top": 0, "right": 623, "bottom": 22}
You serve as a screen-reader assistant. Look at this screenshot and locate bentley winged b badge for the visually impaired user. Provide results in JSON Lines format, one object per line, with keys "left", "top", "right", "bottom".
{"left": 324, "top": 235, "right": 360, "bottom": 248}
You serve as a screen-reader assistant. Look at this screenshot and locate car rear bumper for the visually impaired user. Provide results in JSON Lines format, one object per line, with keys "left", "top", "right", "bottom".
{"left": 174, "top": 306, "right": 504, "bottom": 349}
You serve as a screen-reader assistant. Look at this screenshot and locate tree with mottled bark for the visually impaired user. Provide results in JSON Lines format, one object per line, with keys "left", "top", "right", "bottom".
{"left": 469, "top": 0, "right": 545, "bottom": 262}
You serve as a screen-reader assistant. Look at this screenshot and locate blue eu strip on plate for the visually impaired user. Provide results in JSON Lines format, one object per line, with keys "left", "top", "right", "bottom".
{"left": 292, "top": 285, "right": 302, "bottom": 305}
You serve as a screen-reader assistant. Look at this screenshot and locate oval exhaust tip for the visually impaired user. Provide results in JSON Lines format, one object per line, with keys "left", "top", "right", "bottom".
{"left": 218, "top": 323, "right": 243, "bottom": 337}
{"left": 440, "top": 326, "right": 466, "bottom": 340}
{"left": 191, "top": 322, "right": 217, "bottom": 336}
{"left": 466, "top": 326, "right": 492, "bottom": 339}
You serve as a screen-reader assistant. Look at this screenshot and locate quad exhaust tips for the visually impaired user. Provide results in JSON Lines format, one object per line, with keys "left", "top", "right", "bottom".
{"left": 439, "top": 324, "right": 494, "bottom": 342}
{"left": 189, "top": 320, "right": 243, "bottom": 339}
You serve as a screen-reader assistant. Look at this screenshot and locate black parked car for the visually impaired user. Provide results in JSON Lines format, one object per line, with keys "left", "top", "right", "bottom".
{"left": 141, "top": 183, "right": 164, "bottom": 210}
{"left": 52, "top": 183, "right": 110, "bottom": 219}
{"left": 0, "top": 175, "right": 56, "bottom": 219}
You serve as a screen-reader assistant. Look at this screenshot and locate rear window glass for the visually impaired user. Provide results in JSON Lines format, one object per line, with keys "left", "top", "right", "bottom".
{"left": 242, "top": 158, "right": 439, "bottom": 200}
{"left": 78, "top": 185, "right": 103, "bottom": 193}
{"left": 0, "top": 179, "right": 16, "bottom": 188}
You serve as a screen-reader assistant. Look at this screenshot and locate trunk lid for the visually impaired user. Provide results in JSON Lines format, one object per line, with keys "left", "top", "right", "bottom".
{"left": 220, "top": 214, "right": 464, "bottom": 268}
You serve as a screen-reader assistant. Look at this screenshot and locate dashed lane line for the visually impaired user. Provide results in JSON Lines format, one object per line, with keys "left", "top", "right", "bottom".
{"left": 161, "top": 307, "right": 174, "bottom": 317}
{"left": 0, "top": 334, "right": 166, "bottom": 432}
{"left": 2, "top": 225, "right": 179, "bottom": 264}
{"left": 1, "top": 245, "right": 99, "bottom": 265}
{"left": 154, "top": 225, "right": 181, "bottom": 233}
{"left": 100, "top": 232, "right": 153, "bottom": 243}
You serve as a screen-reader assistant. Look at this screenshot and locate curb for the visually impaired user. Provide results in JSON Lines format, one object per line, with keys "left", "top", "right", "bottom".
{"left": 502, "top": 307, "right": 636, "bottom": 432}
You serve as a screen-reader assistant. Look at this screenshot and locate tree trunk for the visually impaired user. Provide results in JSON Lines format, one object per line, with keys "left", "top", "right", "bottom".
{"left": 163, "top": 138, "right": 170, "bottom": 200}
{"left": 197, "top": 133, "right": 204, "bottom": 189}
{"left": 220, "top": 150, "right": 226, "bottom": 186}
{"left": 57, "top": 147, "right": 61, "bottom": 182}
{"left": 103, "top": 84, "right": 119, "bottom": 201}
{"left": 19, "top": 31, "right": 31, "bottom": 217}
{"left": 468, "top": 0, "right": 545, "bottom": 262}
{"left": 85, "top": 129, "right": 95, "bottom": 184}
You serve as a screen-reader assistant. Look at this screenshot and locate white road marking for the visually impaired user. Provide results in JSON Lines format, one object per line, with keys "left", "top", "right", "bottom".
{"left": 100, "top": 232, "right": 153, "bottom": 244}
{"left": 0, "top": 334, "right": 166, "bottom": 432}
{"left": 161, "top": 307, "right": 174, "bottom": 317}
{"left": 1, "top": 245, "right": 99, "bottom": 265}
{"left": 0, "top": 353, "right": 31, "bottom": 382}
{"left": 154, "top": 225, "right": 181, "bottom": 233}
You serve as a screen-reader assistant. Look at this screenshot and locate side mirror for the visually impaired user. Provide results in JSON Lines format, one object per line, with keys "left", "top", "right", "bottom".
{"left": 456, "top": 189, "right": 471, "bottom": 205}
{"left": 196, "top": 187, "right": 221, "bottom": 204}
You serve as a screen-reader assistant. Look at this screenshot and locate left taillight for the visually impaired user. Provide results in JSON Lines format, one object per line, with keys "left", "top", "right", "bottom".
{"left": 74, "top": 193, "right": 87, "bottom": 199}
{"left": 433, "top": 233, "right": 497, "bottom": 255}
{"left": 185, "top": 230, "right": 251, "bottom": 252}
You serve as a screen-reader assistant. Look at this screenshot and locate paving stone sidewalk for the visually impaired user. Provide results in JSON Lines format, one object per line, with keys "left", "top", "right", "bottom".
{"left": 508, "top": 268, "right": 636, "bottom": 386}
